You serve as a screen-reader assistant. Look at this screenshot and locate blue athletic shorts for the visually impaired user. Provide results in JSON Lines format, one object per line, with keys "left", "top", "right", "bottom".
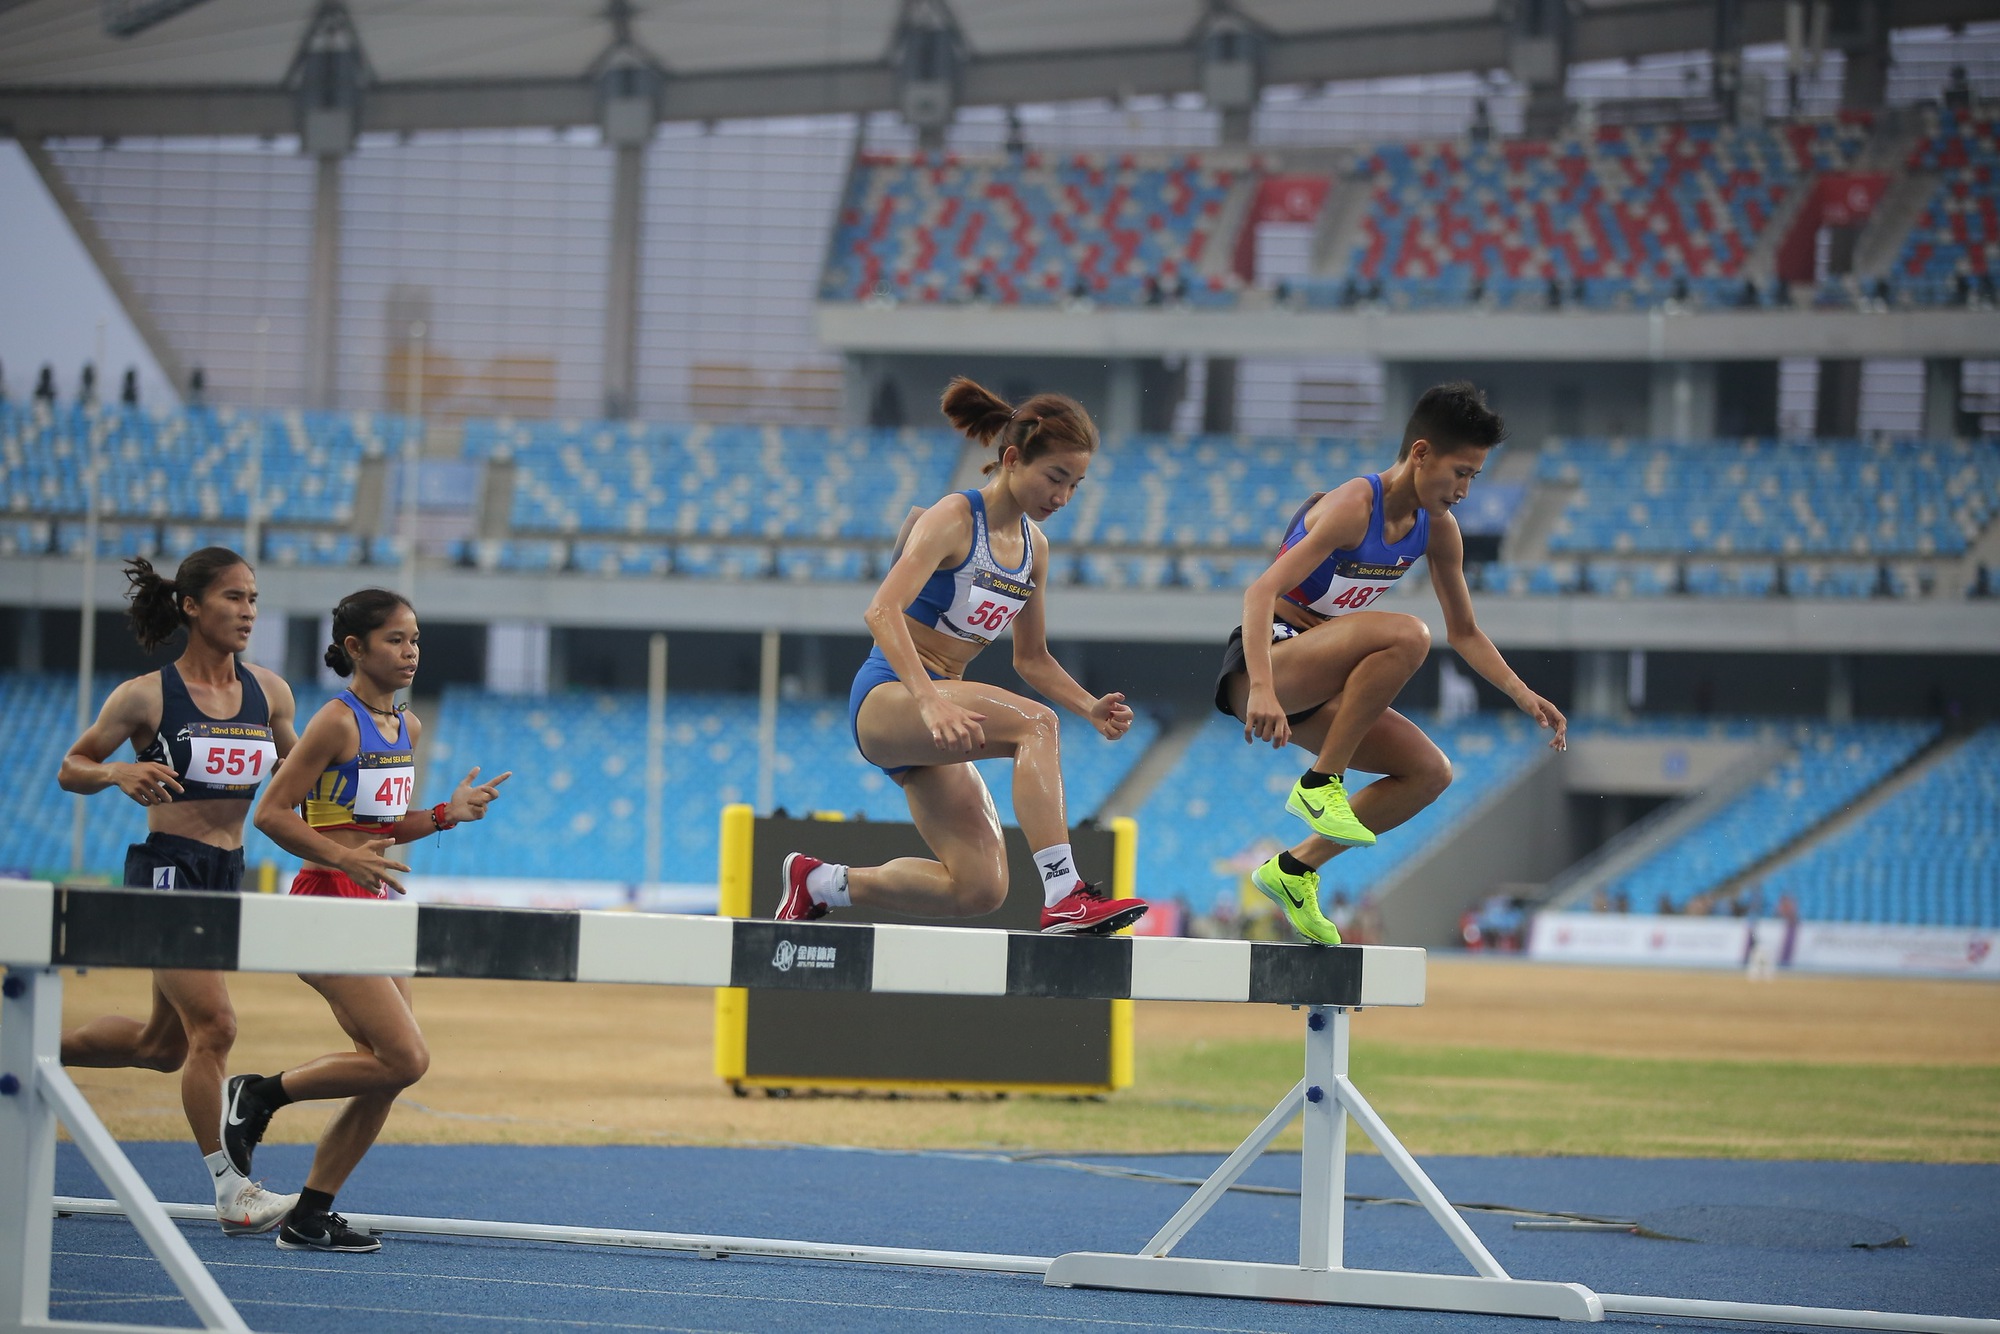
{"left": 848, "top": 647, "right": 946, "bottom": 778}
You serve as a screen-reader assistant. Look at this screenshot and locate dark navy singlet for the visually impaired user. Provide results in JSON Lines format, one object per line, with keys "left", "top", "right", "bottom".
{"left": 134, "top": 660, "right": 277, "bottom": 801}
{"left": 1277, "top": 473, "right": 1429, "bottom": 616}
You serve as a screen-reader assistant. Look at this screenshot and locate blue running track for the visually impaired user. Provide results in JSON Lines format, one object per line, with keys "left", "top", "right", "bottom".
{"left": 51, "top": 1144, "right": 2000, "bottom": 1333}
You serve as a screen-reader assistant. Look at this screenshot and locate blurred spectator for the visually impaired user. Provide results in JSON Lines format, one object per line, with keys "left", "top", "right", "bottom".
{"left": 187, "top": 365, "right": 207, "bottom": 408}
{"left": 1004, "top": 107, "right": 1027, "bottom": 158}
{"left": 78, "top": 363, "right": 96, "bottom": 405}
{"left": 33, "top": 364, "right": 56, "bottom": 404}
{"left": 1612, "top": 890, "right": 1630, "bottom": 913}
{"left": 120, "top": 367, "right": 139, "bottom": 407}
{"left": 1655, "top": 892, "right": 1676, "bottom": 915}
{"left": 1470, "top": 97, "right": 1492, "bottom": 144}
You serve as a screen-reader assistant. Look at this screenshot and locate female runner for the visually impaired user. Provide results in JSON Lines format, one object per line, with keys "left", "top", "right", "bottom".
{"left": 779, "top": 378, "right": 1150, "bottom": 934}
{"left": 57, "top": 547, "right": 300, "bottom": 1235}
{"left": 1219, "top": 382, "right": 1567, "bottom": 944}
{"left": 233, "top": 588, "right": 509, "bottom": 1253}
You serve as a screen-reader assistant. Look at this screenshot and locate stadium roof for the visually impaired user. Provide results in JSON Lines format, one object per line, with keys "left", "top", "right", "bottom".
{"left": 2, "top": 0, "right": 1994, "bottom": 139}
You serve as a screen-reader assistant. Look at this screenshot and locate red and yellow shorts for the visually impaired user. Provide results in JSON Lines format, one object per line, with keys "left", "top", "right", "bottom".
{"left": 289, "top": 867, "right": 386, "bottom": 900}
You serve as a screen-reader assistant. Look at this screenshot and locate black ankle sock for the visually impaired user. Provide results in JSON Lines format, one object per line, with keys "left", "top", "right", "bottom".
{"left": 249, "top": 1073, "right": 293, "bottom": 1109}
{"left": 293, "top": 1187, "right": 335, "bottom": 1221}
{"left": 1276, "top": 851, "right": 1314, "bottom": 877}
{"left": 1299, "top": 769, "right": 1341, "bottom": 790}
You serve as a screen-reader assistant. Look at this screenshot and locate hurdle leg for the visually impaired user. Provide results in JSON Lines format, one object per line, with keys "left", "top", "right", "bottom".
{"left": 1046, "top": 1003, "right": 1602, "bottom": 1320}
{"left": 1142, "top": 1080, "right": 1304, "bottom": 1256}
{"left": 1, "top": 969, "right": 61, "bottom": 1329}
{"left": 0, "top": 967, "right": 249, "bottom": 1334}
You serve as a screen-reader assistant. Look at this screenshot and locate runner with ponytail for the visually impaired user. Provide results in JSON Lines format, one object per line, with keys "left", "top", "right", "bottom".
{"left": 778, "top": 377, "right": 1152, "bottom": 935}
{"left": 239, "top": 588, "right": 509, "bottom": 1253}
{"left": 56, "top": 547, "right": 301, "bottom": 1236}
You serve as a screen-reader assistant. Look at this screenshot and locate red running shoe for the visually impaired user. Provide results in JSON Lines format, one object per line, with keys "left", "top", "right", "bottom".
{"left": 777, "top": 853, "right": 829, "bottom": 922}
{"left": 1040, "top": 882, "right": 1149, "bottom": 935}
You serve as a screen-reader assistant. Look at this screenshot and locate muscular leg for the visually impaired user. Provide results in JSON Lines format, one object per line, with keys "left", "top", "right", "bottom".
{"left": 283, "top": 974, "right": 427, "bottom": 1196}
{"left": 856, "top": 678, "right": 1070, "bottom": 849}
{"left": 61, "top": 975, "right": 189, "bottom": 1073}
{"left": 1282, "top": 707, "right": 1454, "bottom": 870}
{"left": 847, "top": 762, "right": 1012, "bottom": 917}
{"left": 1259, "top": 612, "right": 1431, "bottom": 776}
{"left": 63, "top": 970, "right": 235, "bottom": 1153}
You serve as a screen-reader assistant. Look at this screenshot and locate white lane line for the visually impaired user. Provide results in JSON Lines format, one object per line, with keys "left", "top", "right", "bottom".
{"left": 55, "top": 1247, "right": 1303, "bottom": 1333}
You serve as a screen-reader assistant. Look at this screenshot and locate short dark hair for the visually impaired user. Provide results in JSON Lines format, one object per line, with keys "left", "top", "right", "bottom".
{"left": 1399, "top": 381, "right": 1505, "bottom": 461}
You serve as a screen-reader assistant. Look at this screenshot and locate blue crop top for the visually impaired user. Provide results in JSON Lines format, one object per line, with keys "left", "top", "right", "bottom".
{"left": 1278, "top": 474, "right": 1429, "bottom": 616}
{"left": 902, "top": 490, "right": 1036, "bottom": 647}
{"left": 303, "top": 692, "right": 417, "bottom": 831}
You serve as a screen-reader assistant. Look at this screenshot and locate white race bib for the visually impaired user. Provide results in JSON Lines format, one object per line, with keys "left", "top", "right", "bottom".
{"left": 352, "top": 752, "right": 416, "bottom": 821}
{"left": 940, "top": 567, "right": 1032, "bottom": 645}
{"left": 186, "top": 723, "right": 277, "bottom": 793}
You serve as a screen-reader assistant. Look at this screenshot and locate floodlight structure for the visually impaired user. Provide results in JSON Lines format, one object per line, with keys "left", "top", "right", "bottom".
{"left": 1198, "top": 3, "right": 1264, "bottom": 146}
{"left": 1510, "top": 0, "right": 1571, "bottom": 138}
{"left": 286, "top": 1, "right": 369, "bottom": 411}
{"left": 594, "top": 2, "right": 665, "bottom": 420}
{"left": 894, "top": 0, "right": 964, "bottom": 151}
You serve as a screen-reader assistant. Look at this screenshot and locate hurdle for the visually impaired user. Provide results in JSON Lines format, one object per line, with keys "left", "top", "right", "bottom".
{"left": 2, "top": 881, "right": 1995, "bottom": 1334}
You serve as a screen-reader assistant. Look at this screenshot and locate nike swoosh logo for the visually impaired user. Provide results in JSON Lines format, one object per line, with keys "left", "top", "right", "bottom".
{"left": 1281, "top": 885, "right": 1308, "bottom": 910}
{"left": 1047, "top": 905, "right": 1090, "bottom": 919}
{"left": 1298, "top": 797, "right": 1325, "bottom": 819}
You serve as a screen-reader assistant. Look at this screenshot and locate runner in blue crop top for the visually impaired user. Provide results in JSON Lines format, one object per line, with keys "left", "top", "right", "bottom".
{"left": 1214, "top": 382, "right": 1568, "bottom": 945}
{"left": 779, "top": 377, "right": 1152, "bottom": 937}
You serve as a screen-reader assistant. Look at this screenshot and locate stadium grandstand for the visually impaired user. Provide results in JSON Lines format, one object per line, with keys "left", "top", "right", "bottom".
{"left": 1, "top": 0, "right": 1996, "bottom": 979}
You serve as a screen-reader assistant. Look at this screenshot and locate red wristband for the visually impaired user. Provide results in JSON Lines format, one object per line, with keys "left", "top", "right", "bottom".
{"left": 430, "top": 802, "right": 458, "bottom": 832}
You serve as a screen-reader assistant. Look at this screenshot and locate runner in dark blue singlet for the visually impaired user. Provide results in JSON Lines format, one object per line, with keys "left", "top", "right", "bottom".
{"left": 1215, "top": 383, "right": 1568, "bottom": 943}
{"left": 58, "top": 547, "right": 301, "bottom": 1235}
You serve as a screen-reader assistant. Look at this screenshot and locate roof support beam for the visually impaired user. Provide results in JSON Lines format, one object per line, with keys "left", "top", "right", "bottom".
{"left": 17, "top": 137, "right": 186, "bottom": 393}
{"left": 0, "top": 0, "right": 1993, "bottom": 141}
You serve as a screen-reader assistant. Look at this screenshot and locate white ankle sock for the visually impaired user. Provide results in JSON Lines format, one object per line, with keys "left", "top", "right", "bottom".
{"left": 1033, "top": 843, "right": 1078, "bottom": 906}
{"left": 205, "top": 1150, "right": 239, "bottom": 1194}
{"left": 806, "top": 861, "right": 851, "bottom": 908}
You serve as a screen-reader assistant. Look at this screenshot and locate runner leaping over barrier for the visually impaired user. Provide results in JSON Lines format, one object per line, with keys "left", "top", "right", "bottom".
{"left": 1, "top": 881, "right": 1992, "bottom": 1334}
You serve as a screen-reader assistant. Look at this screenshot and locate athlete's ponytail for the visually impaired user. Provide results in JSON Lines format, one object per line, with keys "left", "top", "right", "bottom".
{"left": 940, "top": 376, "right": 1098, "bottom": 476}
{"left": 124, "top": 547, "right": 249, "bottom": 652}
{"left": 325, "top": 587, "right": 413, "bottom": 677}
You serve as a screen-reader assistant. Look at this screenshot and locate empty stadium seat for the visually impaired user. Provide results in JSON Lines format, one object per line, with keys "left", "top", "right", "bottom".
{"left": 1894, "top": 106, "right": 2000, "bottom": 302}
{"left": 1754, "top": 724, "right": 1998, "bottom": 927}
{"left": 1134, "top": 711, "right": 1548, "bottom": 913}
{"left": 1336, "top": 118, "right": 1870, "bottom": 309}
{"left": 820, "top": 152, "right": 1244, "bottom": 307}
{"left": 1604, "top": 720, "right": 1937, "bottom": 915}
{"left": 418, "top": 686, "right": 1160, "bottom": 882}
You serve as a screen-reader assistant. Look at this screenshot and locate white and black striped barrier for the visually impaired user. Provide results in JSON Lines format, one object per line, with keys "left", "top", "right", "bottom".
{"left": 2, "top": 881, "right": 1992, "bottom": 1334}
{"left": 0, "top": 880, "right": 1426, "bottom": 1007}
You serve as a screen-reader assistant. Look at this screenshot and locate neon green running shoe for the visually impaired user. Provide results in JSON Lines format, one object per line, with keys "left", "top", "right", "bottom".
{"left": 1251, "top": 856, "right": 1342, "bottom": 945}
{"left": 1285, "top": 775, "right": 1376, "bottom": 847}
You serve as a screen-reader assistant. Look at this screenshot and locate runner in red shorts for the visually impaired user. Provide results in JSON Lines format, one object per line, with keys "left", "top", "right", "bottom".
{"left": 237, "top": 587, "right": 509, "bottom": 1253}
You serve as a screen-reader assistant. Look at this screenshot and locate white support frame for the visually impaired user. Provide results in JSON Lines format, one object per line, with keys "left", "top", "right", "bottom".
{"left": 1045, "top": 1004, "right": 1601, "bottom": 1319}
{"left": 1, "top": 969, "right": 248, "bottom": 1333}
{"left": 10, "top": 973, "right": 2000, "bottom": 1334}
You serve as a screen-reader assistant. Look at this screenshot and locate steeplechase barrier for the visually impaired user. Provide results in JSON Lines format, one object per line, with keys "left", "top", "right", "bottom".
{"left": 1, "top": 880, "right": 1993, "bottom": 1334}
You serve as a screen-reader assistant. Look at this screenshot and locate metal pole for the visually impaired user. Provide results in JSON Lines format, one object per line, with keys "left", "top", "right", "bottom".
{"left": 245, "top": 315, "right": 269, "bottom": 562}
{"left": 757, "top": 629, "right": 779, "bottom": 813}
{"left": 70, "top": 390, "right": 101, "bottom": 876}
{"left": 400, "top": 320, "right": 424, "bottom": 623}
{"left": 644, "top": 632, "right": 667, "bottom": 886}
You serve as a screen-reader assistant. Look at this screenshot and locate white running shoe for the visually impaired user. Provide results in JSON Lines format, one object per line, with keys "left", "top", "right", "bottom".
{"left": 216, "top": 1174, "right": 298, "bottom": 1237}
